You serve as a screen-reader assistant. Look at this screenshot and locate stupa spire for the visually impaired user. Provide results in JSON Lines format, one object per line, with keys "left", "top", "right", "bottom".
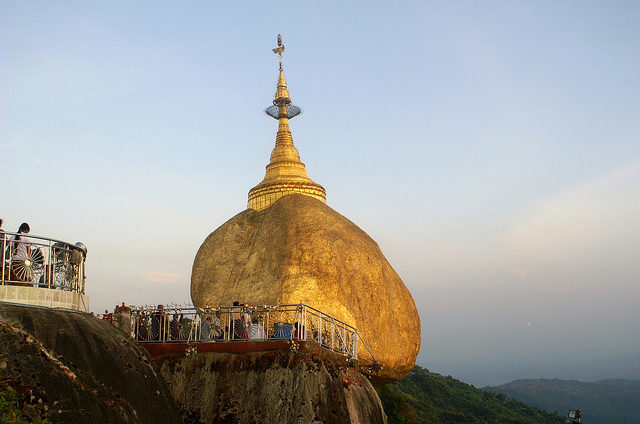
{"left": 247, "top": 35, "right": 326, "bottom": 211}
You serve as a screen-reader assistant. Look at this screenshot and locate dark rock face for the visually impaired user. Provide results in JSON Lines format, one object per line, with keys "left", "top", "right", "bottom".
{"left": 0, "top": 304, "right": 182, "bottom": 424}
{"left": 158, "top": 344, "right": 387, "bottom": 424}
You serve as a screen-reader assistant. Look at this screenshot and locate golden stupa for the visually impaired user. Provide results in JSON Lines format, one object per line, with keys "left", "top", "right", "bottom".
{"left": 191, "top": 36, "right": 420, "bottom": 383}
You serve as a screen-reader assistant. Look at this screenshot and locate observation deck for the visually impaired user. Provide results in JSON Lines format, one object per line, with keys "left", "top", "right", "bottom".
{"left": 0, "top": 232, "right": 89, "bottom": 312}
{"left": 130, "top": 304, "right": 379, "bottom": 371}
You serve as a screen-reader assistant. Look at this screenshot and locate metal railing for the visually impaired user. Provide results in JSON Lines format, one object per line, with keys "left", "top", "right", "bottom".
{"left": 130, "top": 303, "right": 377, "bottom": 364}
{"left": 1, "top": 231, "right": 87, "bottom": 294}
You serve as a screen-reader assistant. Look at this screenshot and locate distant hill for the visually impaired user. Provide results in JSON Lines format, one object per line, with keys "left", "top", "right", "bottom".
{"left": 377, "top": 366, "right": 564, "bottom": 424}
{"left": 485, "top": 378, "right": 640, "bottom": 424}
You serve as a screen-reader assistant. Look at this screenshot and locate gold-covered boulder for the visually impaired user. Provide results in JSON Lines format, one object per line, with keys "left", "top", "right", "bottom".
{"left": 191, "top": 194, "right": 421, "bottom": 383}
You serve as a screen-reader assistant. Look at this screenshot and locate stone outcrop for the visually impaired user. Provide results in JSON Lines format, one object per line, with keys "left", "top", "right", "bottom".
{"left": 0, "top": 304, "right": 182, "bottom": 424}
{"left": 157, "top": 343, "right": 386, "bottom": 424}
{"left": 191, "top": 194, "right": 421, "bottom": 384}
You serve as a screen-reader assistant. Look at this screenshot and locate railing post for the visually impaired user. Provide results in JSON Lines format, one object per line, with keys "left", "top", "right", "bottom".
{"left": 163, "top": 311, "right": 167, "bottom": 343}
{"left": 7, "top": 235, "right": 13, "bottom": 283}
{"left": 200, "top": 311, "right": 204, "bottom": 341}
{"left": 191, "top": 312, "right": 196, "bottom": 342}
{"left": 1, "top": 232, "right": 5, "bottom": 284}
{"left": 297, "top": 304, "right": 302, "bottom": 340}
{"left": 47, "top": 240, "right": 51, "bottom": 289}
{"left": 80, "top": 254, "right": 85, "bottom": 293}
{"left": 354, "top": 331, "right": 358, "bottom": 360}
{"left": 303, "top": 305, "right": 307, "bottom": 341}
{"left": 133, "top": 313, "right": 138, "bottom": 341}
{"left": 331, "top": 319, "right": 335, "bottom": 351}
{"left": 292, "top": 305, "right": 299, "bottom": 340}
{"left": 51, "top": 243, "right": 55, "bottom": 289}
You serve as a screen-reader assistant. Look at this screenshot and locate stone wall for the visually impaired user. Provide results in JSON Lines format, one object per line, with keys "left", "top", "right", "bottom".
{"left": 0, "top": 285, "right": 89, "bottom": 312}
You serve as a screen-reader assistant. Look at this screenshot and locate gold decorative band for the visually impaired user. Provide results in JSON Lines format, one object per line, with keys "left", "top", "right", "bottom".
{"left": 248, "top": 182, "right": 326, "bottom": 211}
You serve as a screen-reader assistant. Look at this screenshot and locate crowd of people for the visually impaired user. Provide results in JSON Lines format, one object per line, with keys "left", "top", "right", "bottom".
{"left": 132, "top": 301, "right": 314, "bottom": 343}
{"left": 107, "top": 302, "right": 351, "bottom": 356}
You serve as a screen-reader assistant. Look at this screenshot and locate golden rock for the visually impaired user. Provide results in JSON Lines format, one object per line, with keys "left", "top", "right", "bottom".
{"left": 191, "top": 194, "right": 421, "bottom": 383}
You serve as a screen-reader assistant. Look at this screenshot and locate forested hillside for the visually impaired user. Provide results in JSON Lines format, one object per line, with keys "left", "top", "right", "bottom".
{"left": 486, "top": 378, "right": 640, "bottom": 424}
{"left": 377, "top": 366, "right": 563, "bottom": 424}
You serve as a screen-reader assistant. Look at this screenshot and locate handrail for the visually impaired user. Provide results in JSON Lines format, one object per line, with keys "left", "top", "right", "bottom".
{"left": 129, "top": 303, "right": 377, "bottom": 365}
{"left": 355, "top": 330, "right": 378, "bottom": 368}
{"left": 1, "top": 231, "right": 87, "bottom": 294}
{"left": 2, "top": 232, "right": 84, "bottom": 248}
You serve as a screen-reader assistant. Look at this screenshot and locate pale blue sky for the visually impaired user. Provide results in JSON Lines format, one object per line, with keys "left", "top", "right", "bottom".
{"left": 2, "top": 1, "right": 639, "bottom": 386}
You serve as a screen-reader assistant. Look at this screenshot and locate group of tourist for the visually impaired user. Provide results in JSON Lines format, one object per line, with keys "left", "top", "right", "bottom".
{"left": 133, "top": 301, "right": 306, "bottom": 343}
{"left": 133, "top": 304, "right": 218, "bottom": 342}
{"left": 198, "top": 301, "right": 268, "bottom": 341}
{"left": 123, "top": 303, "right": 354, "bottom": 359}
{"left": 133, "top": 304, "right": 184, "bottom": 341}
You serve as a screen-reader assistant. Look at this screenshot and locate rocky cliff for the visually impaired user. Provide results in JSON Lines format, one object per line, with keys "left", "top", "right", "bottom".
{"left": 157, "top": 342, "right": 387, "bottom": 424}
{"left": 1, "top": 303, "right": 388, "bottom": 423}
{"left": 0, "top": 304, "right": 182, "bottom": 424}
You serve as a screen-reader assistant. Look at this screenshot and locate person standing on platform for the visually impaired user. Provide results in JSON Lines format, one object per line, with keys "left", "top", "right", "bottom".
{"left": 201, "top": 316, "right": 212, "bottom": 341}
{"left": 248, "top": 316, "right": 265, "bottom": 340}
{"left": 231, "top": 301, "right": 245, "bottom": 340}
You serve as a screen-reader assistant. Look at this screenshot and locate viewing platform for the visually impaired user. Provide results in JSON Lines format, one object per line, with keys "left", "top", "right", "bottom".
{"left": 129, "top": 303, "right": 379, "bottom": 370}
{"left": 0, "top": 232, "right": 89, "bottom": 312}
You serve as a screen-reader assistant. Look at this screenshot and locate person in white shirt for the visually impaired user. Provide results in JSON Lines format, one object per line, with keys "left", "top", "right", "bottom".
{"left": 248, "top": 316, "right": 265, "bottom": 340}
{"left": 11, "top": 223, "right": 30, "bottom": 258}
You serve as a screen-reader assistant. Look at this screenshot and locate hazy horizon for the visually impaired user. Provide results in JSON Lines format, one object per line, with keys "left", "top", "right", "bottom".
{"left": 2, "top": 1, "right": 639, "bottom": 387}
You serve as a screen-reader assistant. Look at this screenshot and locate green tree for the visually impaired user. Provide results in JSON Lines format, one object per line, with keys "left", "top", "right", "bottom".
{"left": 377, "top": 366, "right": 564, "bottom": 424}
